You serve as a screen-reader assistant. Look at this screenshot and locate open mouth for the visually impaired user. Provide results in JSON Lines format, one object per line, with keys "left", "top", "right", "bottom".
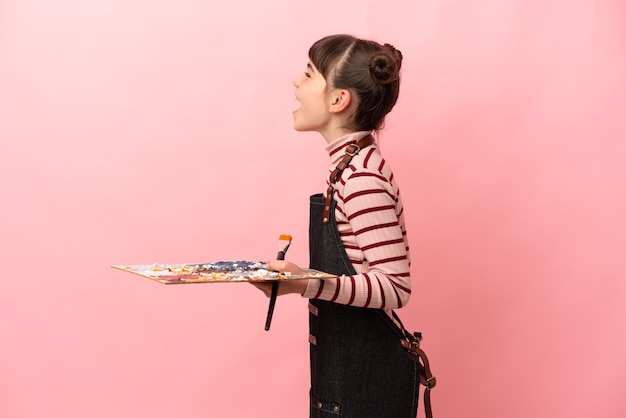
{"left": 293, "top": 96, "right": 301, "bottom": 112}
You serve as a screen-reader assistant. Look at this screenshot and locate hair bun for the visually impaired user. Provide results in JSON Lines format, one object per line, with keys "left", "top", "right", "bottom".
{"left": 369, "top": 43, "right": 403, "bottom": 86}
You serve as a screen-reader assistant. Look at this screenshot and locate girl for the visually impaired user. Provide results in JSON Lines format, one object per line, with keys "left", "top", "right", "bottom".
{"left": 254, "top": 34, "right": 422, "bottom": 418}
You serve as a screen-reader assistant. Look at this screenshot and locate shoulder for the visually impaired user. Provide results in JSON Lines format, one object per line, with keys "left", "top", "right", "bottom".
{"left": 346, "top": 146, "right": 393, "bottom": 180}
{"left": 340, "top": 147, "right": 397, "bottom": 197}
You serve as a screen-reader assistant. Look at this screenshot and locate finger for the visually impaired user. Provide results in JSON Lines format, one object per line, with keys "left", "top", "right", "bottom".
{"left": 268, "top": 260, "right": 302, "bottom": 274}
{"left": 249, "top": 282, "right": 272, "bottom": 298}
{"left": 267, "top": 260, "right": 286, "bottom": 272}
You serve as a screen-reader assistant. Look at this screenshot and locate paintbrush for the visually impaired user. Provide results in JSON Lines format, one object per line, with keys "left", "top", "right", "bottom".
{"left": 265, "top": 234, "right": 292, "bottom": 330}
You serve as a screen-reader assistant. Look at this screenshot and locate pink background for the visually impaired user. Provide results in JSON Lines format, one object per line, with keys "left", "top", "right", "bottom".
{"left": 1, "top": 1, "right": 625, "bottom": 417}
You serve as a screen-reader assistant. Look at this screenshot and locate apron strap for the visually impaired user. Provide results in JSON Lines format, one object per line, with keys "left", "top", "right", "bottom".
{"left": 323, "top": 135, "right": 375, "bottom": 224}
{"left": 393, "top": 310, "right": 437, "bottom": 418}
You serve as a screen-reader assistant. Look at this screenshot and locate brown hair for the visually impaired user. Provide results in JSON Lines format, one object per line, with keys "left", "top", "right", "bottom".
{"left": 309, "top": 34, "right": 403, "bottom": 131}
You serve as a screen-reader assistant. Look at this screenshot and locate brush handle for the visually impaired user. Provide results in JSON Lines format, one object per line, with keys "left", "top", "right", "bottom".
{"left": 264, "top": 283, "right": 279, "bottom": 330}
{"left": 265, "top": 249, "right": 287, "bottom": 331}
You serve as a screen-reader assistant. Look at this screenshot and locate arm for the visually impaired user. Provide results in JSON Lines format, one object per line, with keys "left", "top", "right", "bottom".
{"left": 303, "top": 167, "right": 411, "bottom": 309}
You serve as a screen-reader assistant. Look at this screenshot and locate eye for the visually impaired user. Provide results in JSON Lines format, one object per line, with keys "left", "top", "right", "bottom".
{"left": 304, "top": 72, "right": 311, "bottom": 78}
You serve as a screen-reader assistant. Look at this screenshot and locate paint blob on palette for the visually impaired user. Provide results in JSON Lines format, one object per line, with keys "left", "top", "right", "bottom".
{"left": 112, "top": 261, "right": 336, "bottom": 285}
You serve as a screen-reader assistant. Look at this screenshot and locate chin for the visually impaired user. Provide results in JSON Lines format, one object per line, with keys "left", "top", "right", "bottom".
{"left": 294, "top": 125, "right": 315, "bottom": 133}
{"left": 293, "top": 116, "right": 317, "bottom": 133}
{"left": 292, "top": 119, "right": 307, "bottom": 132}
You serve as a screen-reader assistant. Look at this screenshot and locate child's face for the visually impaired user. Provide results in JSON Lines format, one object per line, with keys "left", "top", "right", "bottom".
{"left": 292, "top": 61, "right": 332, "bottom": 134}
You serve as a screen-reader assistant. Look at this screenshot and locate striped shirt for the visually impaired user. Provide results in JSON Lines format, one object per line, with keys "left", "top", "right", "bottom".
{"left": 303, "top": 131, "right": 411, "bottom": 309}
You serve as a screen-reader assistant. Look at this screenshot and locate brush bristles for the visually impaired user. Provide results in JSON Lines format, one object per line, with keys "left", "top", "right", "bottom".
{"left": 278, "top": 234, "right": 292, "bottom": 241}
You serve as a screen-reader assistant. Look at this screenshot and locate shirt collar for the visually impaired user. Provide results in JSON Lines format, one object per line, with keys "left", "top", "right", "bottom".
{"left": 325, "top": 131, "right": 373, "bottom": 164}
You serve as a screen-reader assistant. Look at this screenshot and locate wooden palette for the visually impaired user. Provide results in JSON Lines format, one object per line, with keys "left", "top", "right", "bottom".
{"left": 112, "top": 260, "right": 336, "bottom": 285}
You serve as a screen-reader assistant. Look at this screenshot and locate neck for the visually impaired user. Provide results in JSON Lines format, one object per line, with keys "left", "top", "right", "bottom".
{"left": 317, "top": 106, "right": 357, "bottom": 143}
{"left": 320, "top": 125, "right": 355, "bottom": 144}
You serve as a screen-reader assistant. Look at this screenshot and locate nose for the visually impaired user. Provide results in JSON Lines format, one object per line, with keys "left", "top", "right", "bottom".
{"left": 293, "top": 74, "right": 303, "bottom": 87}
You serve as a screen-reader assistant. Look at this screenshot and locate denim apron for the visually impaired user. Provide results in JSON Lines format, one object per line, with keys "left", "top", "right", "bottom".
{"left": 308, "top": 193, "right": 421, "bottom": 418}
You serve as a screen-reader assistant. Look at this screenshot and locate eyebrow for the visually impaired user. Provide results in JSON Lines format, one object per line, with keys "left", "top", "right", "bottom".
{"left": 307, "top": 62, "right": 315, "bottom": 73}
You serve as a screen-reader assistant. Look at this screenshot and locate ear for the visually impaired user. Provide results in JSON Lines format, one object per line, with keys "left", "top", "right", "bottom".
{"left": 328, "top": 89, "right": 352, "bottom": 114}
